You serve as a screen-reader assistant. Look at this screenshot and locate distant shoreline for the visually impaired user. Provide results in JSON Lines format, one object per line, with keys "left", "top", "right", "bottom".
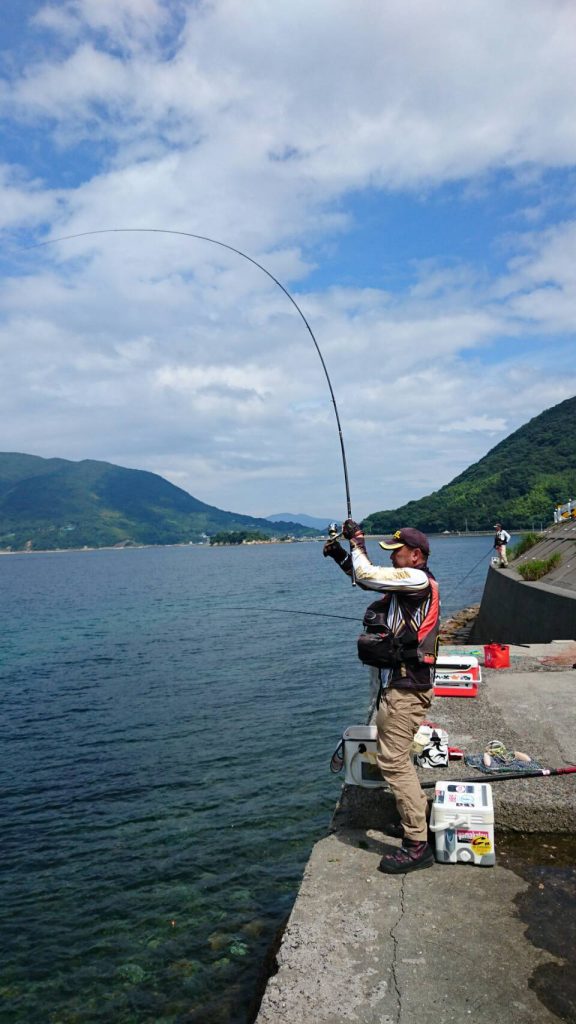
{"left": 0, "top": 529, "right": 536, "bottom": 556}
{"left": 0, "top": 538, "right": 317, "bottom": 555}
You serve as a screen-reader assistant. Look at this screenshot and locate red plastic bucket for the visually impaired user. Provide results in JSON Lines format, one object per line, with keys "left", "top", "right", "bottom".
{"left": 484, "top": 644, "right": 510, "bottom": 669}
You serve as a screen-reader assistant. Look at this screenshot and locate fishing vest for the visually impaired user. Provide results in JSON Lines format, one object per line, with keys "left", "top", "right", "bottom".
{"left": 357, "top": 568, "right": 440, "bottom": 687}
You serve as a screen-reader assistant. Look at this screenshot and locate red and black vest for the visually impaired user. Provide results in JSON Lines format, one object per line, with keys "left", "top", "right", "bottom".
{"left": 357, "top": 567, "right": 440, "bottom": 692}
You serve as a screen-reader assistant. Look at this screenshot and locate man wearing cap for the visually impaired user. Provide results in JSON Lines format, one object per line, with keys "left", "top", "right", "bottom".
{"left": 324, "top": 521, "right": 440, "bottom": 873}
{"left": 493, "top": 523, "right": 511, "bottom": 568}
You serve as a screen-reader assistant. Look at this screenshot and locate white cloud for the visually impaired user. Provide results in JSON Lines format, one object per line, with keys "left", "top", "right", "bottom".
{"left": 0, "top": 166, "right": 60, "bottom": 228}
{"left": 493, "top": 220, "right": 576, "bottom": 330}
{"left": 5, "top": 0, "right": 576, "bottom": 180}
{"left": 34, "top": 0, "right": 170, "bottom": 50}
{"left": 1, "top": 1, "right": 576, "bottom": 518}
{"left": 3, "top": 220, "right": 575, "bottom": 517}
{"left": 3, "top": 1, "right": 576, "bottom": 255}
{"left": 439, "top": 416, "right": 507, "bottom": 434}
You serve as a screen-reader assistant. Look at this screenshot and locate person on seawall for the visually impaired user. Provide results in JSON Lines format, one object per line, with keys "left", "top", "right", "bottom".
{"left": 493, "top": 523, "right": 511, "bottom": 568}
{"left": 323, "top": 521, "right": 440, "bottom": 874}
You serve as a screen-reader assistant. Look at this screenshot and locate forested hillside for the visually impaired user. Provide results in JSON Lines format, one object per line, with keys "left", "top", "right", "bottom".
{"left": 0, "top": 454, "right": 316, "bottom": 550}
{"left": 363, "top": 395, "right": 576, "bottom": 533}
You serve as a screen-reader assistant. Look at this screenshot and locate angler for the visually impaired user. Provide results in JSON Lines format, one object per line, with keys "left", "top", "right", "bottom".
{"left": 493, "top": 522, "right": 511, "bottom": 568}
{"left": 324, "top": 522, "right": 440, "bottom": 874}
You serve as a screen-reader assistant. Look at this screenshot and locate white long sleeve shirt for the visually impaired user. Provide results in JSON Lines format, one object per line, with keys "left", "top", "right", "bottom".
{"left": 352, "top": 547, "right": 431, "bottom": 594}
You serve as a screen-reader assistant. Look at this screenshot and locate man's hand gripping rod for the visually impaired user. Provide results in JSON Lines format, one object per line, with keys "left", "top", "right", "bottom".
{"left": 328, "top": 522, "right": 356, "bottom": 586}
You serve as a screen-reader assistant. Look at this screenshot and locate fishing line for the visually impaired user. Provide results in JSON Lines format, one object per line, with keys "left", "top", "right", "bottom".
{"left": 227, "top": 606, "right": 360, "bottom": 623}
{"left": 21, "top": 227, "right": 354, "bottom": 573}
{"left": 441, "top": 545, "right": 494, "bottom": 605}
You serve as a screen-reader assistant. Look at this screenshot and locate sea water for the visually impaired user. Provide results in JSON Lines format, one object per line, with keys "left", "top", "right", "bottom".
{"left": 0, "top": 536, "right": 495, "bottom": 1024}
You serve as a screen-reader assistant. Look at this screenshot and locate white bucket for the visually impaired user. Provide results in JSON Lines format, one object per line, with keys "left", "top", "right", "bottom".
{"left": 430, "top": 781, "right": 495, "bottom": 866}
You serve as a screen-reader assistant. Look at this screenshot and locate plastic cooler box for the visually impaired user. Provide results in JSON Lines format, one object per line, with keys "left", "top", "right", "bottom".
{"left": 342, "top": 724, "right": 384, "bottom": 787}
{"left": 430, "top": 781, "right": 495, "bottom": 866}
{"left": 433, "top": 655, "right": 481, "bottom": 697}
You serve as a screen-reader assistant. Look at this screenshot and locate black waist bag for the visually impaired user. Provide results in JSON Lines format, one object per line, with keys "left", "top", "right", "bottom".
{"left": 357, "top": 604, "right": 418, "bottom": 668}
{"left": 358, "top": 606, "right": 399, "bottom": 667}
{"left": 357, "top": 630, "right": 399, "bottom": 667}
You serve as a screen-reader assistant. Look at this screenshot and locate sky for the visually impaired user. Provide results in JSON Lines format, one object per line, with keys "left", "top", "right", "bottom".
{"left": 1, "top": 0, "right": 576, "bottom": 522}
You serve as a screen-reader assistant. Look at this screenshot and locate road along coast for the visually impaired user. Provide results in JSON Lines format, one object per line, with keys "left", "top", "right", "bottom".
{"left": 254, "top": 640, "right": 576, "bottom": 1024}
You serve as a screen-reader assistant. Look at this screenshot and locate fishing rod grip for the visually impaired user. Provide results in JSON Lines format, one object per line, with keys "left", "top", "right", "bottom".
{"left": 350, "top": 542, "right": 356, "bottom": 586}
{"left": 346, "top": 510, "right": 356, "bottom": 586}
{"left": 328, "top": 520, "right": 355, "bottom": 585}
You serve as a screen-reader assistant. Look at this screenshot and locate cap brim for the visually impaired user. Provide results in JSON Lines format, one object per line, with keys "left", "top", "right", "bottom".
{"left": 379, "top": 540, "right": 404, "bottom": 550}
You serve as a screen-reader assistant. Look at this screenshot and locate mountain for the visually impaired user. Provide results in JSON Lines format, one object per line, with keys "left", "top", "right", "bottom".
{"left": 0, "top": 454, "right": 318, "bottom": 551}
{"left": 266, "top": 512, "right": 336, "bottom": 530}
{"left": 363, "top": 395, "right": 576, "bottom": 534}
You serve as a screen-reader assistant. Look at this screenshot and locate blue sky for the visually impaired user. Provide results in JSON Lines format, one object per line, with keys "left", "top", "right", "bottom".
{"left": 1, "top": 0, "right": 576, "bottom": 520}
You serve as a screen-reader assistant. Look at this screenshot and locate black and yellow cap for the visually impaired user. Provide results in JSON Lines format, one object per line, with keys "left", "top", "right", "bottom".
{"left": 379, "top": 527, "right": 430, "bottom": 556}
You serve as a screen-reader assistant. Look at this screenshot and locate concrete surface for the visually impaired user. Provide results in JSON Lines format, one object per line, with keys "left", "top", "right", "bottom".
{"left": 254, "top": 643, "right": 576, "bottom": 1024}
{"left": 255, "top": 833, "right": 566, "bottom": 1024}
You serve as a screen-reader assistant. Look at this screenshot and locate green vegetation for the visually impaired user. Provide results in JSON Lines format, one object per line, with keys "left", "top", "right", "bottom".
{"left": 509, "top": 532, "right": 540, "bottom": 560}
{"left": 363, "top": 395, "right": 576, "bottom": 533}
{"left": 210, "top": 531, "right": 270, "bottom": 545}
{"left": 516, "top": 553, "right": 562, "bottom": 581}
{"left": 0, "top": 454, "right": 317, "bottom": 551}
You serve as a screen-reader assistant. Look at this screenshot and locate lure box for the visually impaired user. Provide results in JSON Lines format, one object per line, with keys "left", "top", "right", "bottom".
{"left": 430, "top": 781, "right": 495, "bottom": 866}
{"left": 433, "top": 655, "right": 481, "bottom": 697}
{"left": 342, "top": 724, "right": 384, "bottom": 788}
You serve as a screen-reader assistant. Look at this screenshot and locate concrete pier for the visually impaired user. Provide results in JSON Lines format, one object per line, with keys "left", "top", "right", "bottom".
{"left": 472, "top": 519, "right": 576, "bottom": 643}
{"left": 255, "top": 642, "right": 576, "bottom": 1024}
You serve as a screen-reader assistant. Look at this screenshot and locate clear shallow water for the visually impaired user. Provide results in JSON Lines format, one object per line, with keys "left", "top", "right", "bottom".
{"left": 0, "top": 536, "right": 499, "bottom": 1023}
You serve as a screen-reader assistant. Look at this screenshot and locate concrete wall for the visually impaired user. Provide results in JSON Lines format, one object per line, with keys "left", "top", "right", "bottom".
{"left": 471, "top": 565, "right": 576, "bottom": 644}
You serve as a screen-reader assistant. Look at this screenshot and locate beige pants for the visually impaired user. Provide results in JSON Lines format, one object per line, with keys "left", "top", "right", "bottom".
{"left": 496, "top": 544, "right": 508, "bottom": 567}
{"left": 376, "top": 687, "right": 433, "bottom": 842}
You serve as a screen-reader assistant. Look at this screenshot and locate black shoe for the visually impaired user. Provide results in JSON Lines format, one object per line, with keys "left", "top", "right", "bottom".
{"left": 378, "top": 840, "right": 434, "bottom": 874}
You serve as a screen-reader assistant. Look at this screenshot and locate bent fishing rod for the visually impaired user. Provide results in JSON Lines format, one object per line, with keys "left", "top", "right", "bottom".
{"left": 23, "top": 227, "right": 356, "bottom": 578}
